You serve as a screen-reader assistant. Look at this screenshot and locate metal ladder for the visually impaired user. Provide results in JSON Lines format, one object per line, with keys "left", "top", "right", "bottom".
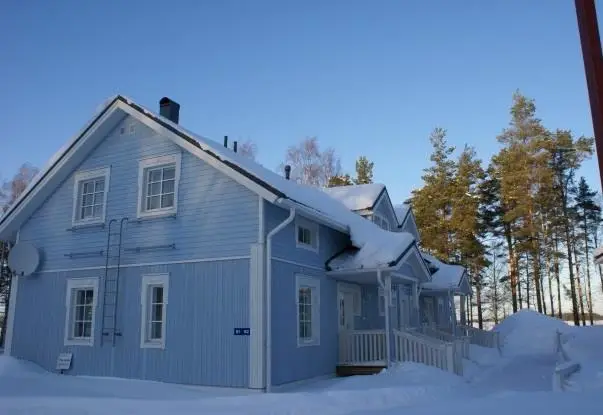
{"left": 101, "top": 217, "right": 128, "bottom": 346}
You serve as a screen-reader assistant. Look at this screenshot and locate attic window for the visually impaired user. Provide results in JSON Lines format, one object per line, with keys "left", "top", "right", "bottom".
{"left": 137, "top": 153, "right": 181, "bottom": 218}
{"left": 295, "top": 217, "right": 319, "bottom": 252}
{"left": 71, "top": 167, "right": 110, "bottom": 227}
{"left": 373, "top": 213, "right": 390, "bottom": 231}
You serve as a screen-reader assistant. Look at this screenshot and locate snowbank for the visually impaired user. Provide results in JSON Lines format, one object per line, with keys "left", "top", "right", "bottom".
{"left": 493, "top": 310, "right": 568, "bottom": 356}
{"left": 561, "top": 325, "right": 603, "bottom": 391}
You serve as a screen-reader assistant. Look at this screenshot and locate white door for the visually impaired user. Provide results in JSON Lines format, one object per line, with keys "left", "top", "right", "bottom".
{"left": 338, "top": 290, "right": 355, "bottom": 331}
{"left": 398, "top": 293, "right": 410, "bottom": 329}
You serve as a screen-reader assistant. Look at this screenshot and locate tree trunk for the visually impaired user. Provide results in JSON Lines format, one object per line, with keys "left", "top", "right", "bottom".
{"left": 505, "top": 224, "right": 519, "bottom": 312}
{"left": 546, "top": 248, "right": 555, "bottom": 316}
{"left": 571, "top": 227, "right": 587, "bottom": 326}
{"left": 525, "top": 254, "right": 531, "bottom": 309}
{"left": 563, "top": 204, "right": 581, "bottom": 325}
{"left": 583, "top": 213, "right": 594, "bottom": 325}
{"left": 475, "top": 267, "right": 484, "bottom": 329}
{"left": 593, "top": 230, "right": 603, "bottom": 295}
{"left": 554, "top": 236, "right": 563, "bottom": 319}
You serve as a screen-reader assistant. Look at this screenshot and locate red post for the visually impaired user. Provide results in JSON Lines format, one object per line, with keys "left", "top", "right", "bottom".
{"left": 575, "top": 0, "right": 603, "bottom": 190}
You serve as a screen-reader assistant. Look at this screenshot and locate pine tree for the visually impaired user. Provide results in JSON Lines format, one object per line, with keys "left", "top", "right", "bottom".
{"left": 493, "top": 91, "right": 547, "bottom": 312}
{"left": 573, "top": 176, "right": 600, "bottom": 325}
{"left": 410, "top": 128, "right": 457, "bottom": 259}
{"left": 547, "top": 129, "right": 594, "bottom": 325}
{"left": 354, "top": 156, "right": 374, "bottom": 185}
{"left": 327, "top": 174, "right": 354, "bottom": 187}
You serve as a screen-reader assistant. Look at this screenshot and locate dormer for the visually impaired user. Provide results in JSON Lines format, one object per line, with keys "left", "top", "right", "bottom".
{"left": 323, "top": 184, "right": 398, "bottom": 232}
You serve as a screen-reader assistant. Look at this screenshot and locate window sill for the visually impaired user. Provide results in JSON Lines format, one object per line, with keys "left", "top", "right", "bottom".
{"left": 297, "top": 340, "right": 320, "bottom": 348}
{"left": 64, "top": 339, "right": 94, "bottom": 347}
{"left": 67, "top": 221, "right": 105, "bottom": 232}
{"left": 296, "top": 243, "right": 318, "bottom": 253}
{"left": 135, "top": 211, "right": 177, "bottom": 222}
{"left": 141, "top": 341, "right": 165, "bottom": 349}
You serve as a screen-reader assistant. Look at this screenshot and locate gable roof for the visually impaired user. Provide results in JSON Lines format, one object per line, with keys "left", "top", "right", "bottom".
{"left": 394, "top": 204, "right": 411, "bottom": 226}
{"left": 0, "top": 95, "right": 416, "bottom": 270}
{"left": 321, "top": 184, "right": 386, "bottom": 212}
{"left": 420, "top": 252, "right": 470, "bottom": 295}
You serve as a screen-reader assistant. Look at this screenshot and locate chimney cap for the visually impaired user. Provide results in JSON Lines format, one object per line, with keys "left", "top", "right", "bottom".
{"left": 160, "top": 96, "right": 175, "bottom": 106}
{"left": 284, "top": 164, "right": 291, "bottom": 180}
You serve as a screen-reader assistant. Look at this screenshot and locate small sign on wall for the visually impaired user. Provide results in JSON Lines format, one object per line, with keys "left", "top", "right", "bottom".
{"left": 233, "top": 328, "right": 250, "bottom": 336}
{"left": 56, "top": 352, "right": 73, "bottom": 372}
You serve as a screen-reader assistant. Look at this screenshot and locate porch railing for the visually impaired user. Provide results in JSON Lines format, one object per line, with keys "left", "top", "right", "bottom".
{"left": 418, "top": 325, "right": 470, "bottom": 359}
{"left": 339, "top": 330, "right": 386, "bottom": 365}
{"left": 458, "top": 324, "right": 501, "bottom": 350}
{"left": 392, "top": 329, "right": 463, "bottom": 376}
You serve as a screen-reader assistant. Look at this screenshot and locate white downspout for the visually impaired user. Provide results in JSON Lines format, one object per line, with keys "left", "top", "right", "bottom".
{"left": 265, "top": 207, "right": 295, "bottom": 392}
{"left": 377, "top": 270, "right": 391, "bottom": 367}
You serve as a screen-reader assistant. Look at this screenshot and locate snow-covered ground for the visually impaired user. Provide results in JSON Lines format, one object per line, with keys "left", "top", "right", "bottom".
{"left": 1, "top": 310, "right": 602, "bottom": 414}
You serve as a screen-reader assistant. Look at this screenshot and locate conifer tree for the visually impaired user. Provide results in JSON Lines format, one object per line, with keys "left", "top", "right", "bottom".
{"left": 573, "top": 176, "right": 600, "bottom": 324}
{"left": 410, "top": 128, "right": 457, "bottom": 259}
{"left": 354, "top": 156, "right": 374, "bottom": 185}
{"left": 327, "top": 174, "right": 354, "bottom": 187}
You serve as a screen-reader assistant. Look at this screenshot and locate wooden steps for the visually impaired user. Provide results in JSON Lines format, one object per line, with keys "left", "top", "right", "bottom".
{"left": 336, "top": 365, "right": 386, "bottom": 377}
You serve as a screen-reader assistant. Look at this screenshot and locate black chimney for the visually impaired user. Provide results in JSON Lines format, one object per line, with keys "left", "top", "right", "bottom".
{"left": 284, "top": 165, "right": 291, "bottom": 180}
{"left": 159, "top": 97, "right": 180, "bottom": 124}
{"left": 233, "top": 141, "right": 238, "bottom": 153}
{"left": 224, "top": 136, "right": 228, "bottom": 148}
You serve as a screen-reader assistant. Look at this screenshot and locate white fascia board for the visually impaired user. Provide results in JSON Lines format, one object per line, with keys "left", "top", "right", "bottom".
{"left": 0, "top": 100, "right": 125, "bottom": 238}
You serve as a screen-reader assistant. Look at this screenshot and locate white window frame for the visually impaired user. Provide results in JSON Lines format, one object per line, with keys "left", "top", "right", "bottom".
{"left": 295, "top": 217, "right": 319, "bottom": 252}
{"left": 296, "top": 274, "right": 320, "bottom": 347}
{"left": 137, "top": 153, "right": 181, "bottom": 219}
{"left": 140, "top": 273, "right": 169, "bottom": 349}
{"left": 64, "top": 278, "right": 99, "bottom": 346}
{"left": 373, "top": 212, "right": 390, "bottom": 231}
{"left": 71, "top": 167, "right": 110, "bottom": 227}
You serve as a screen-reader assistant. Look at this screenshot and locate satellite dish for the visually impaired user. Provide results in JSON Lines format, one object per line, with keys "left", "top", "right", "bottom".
{"left": 8, "top": 242, "right": 40, "bottom": 277}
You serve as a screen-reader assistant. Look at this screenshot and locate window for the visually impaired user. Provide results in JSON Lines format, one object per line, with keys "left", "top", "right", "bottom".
{"left": 64, "top": 278, "right": 98, "bottom": 346}
{"left": 137, "top": 154, "right": 181, "bottom": 218}
{"left": 140, "top": 273, "right": 169, "bottom": 348}
{"left": 296, "top": 275, "right": 320, "bottom": 346}
{"left": 295, "top": 217, "right": 319, "bottom": 252}
{"left": 72, "top": 167, "right": 110, "bottom": 226}
{"left": 373, "top": 213, "right": 390, "bottom": 231}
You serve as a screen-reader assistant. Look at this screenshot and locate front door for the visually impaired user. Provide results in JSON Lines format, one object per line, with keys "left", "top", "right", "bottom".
{"left": 338, "top": 290, "right": 355, "bottom": 331}
{"left": 398, "top": 293, "right": 410, "bottom": 329}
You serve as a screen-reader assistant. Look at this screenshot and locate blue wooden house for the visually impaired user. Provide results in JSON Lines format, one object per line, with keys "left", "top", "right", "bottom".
{"left": 0, "top": 96, "right": 493, "bottom": 391}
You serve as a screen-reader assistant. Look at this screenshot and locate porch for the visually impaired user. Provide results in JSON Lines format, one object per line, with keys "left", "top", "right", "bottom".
{"left": 337, "top": 327, "right": 466, "bottom": 376}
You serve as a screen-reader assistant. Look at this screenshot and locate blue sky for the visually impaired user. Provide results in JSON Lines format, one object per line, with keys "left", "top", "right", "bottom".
{"left": 1, "top": 0, "right": 601, "bottom": 205}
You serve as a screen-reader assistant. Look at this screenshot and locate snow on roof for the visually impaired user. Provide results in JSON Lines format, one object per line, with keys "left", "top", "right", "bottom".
{"left": 394, "top": 204, "right": 410, "bottom": 225}
{"left": 3, "top": 95, "right": 416, "bottom": 270}
{"left": 137, "top": 104, "right": 416, "bottom": 269}
{"left": 421, "top": 252, "right": 467, "bottom": 291}
{"left": 321, "top": 184, "right": 385, "bottom": 212}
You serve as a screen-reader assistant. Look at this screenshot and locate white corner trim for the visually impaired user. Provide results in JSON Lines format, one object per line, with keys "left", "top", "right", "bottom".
{"left": 295, "top": 274, "right": 320, "bottom": 348}
{"left": 63, "top": 277, "right": 99, "bottom": 347}
{"left": 71, "top": 166, "right": 111, "bottom": 227}
{"left": 295, "top": 217, "right": 319, "bottom": 253}
{"left": 140, "top": 273, "right": 169, "bottom": 349}
{"left": 249, "top": 242, "right": 265, "bottom": 389}
{"left": 249, "top": 197, "right": 265, "bottom": 389}
{"left": 136, "top": 153, "right": 182, "bottom": 219}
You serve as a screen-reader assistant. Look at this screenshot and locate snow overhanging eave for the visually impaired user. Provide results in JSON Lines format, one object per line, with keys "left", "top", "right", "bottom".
{"left": 277, "top": 198, "right": 349, "bottom": 233}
